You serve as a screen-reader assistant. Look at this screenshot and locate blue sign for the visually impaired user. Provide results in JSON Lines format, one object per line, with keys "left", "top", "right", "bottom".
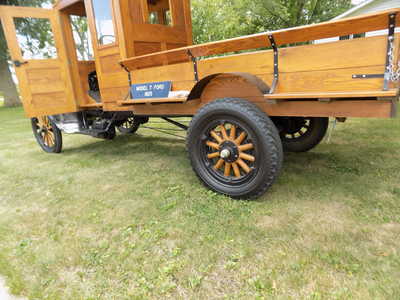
{"left": 131, "top": 81, "right": 172, "bottom": 99}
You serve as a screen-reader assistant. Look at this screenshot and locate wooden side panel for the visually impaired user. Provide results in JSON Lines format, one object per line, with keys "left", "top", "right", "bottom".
{"left": 120, "top": 8, "right": 400, "bottom": 70}
{"left": 100, "top": 53, "right": 123, "bottom": 73}
{"left": 166, "top": 43, "right": 187, "bottom": 50}
{"left": 116, "top": 0, "right": 192, "bottom": 60}
{"left": 110, "top": 99, "right": 394, "bottom": 119}
{"left": 98, "top": 48, "right": 130, "bottom": 103}
{"left": 134, "top": 41, "right": 162, "bottom": 56}
{"left": 129, "top": 34, "right": 398, "bottom": 95}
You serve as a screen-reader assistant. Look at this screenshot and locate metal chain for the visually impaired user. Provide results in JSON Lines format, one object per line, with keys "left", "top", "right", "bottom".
{"left": 387, "top": 36, "right": 400, "bottom": 82}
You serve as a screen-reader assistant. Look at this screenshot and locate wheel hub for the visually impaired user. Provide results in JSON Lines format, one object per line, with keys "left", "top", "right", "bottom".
{"left": 204, "top": 122, "right": 255, "bottom": 179}
{"left": 220, "top": 141, "right": 239, "bottom": 163}
{"left": 220, "top": 149, "right": 230, "bottom": 159}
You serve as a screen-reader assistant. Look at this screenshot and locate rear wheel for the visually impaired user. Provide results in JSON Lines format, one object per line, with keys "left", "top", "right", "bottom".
{"left": 31, "top": 116, "right": 62, "bottom": 153}
{"left": 103, "top": 125, "right": 116, "bottom": 140}
{"left": 187, "top": 98, "right": 283, "bottom": 199}
{"left": 117, "top": 116, "right": 140, "bottom": 134}
{"left": 276, "top": 117, "right": 329, "bottom": 152}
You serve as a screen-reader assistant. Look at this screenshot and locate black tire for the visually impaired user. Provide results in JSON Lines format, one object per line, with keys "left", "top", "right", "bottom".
{"left": 277, "top": 117, "right": 329, "bottom": 153}
{"left": 187, "top": 98, "right": 283, "bottom": 199}
{"left": 117, "top": 117, "right": 140, "bottom": 134}
{"left": 31, "top": 116, "right": 62, "bottom": 153}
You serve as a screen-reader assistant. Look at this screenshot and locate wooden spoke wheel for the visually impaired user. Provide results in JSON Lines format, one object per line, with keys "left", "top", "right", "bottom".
{"left": 277, "top": 117, "right": 329, "bottom": 152}
{"left": 204, "top": 122, "right": 256, "bottom": 180}
{"left": 117, "top": 116, "right": 140, "bottom": 134}
{"left": 31, "top": 116, "right": 62, "bottom": 153}
{"left": 187, "top": 98, "right": 283, "bottom": 199}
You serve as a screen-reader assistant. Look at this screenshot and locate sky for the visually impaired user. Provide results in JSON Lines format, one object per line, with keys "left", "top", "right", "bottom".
{"left": 352, "top": 0, "right": 367, "bottom": 4}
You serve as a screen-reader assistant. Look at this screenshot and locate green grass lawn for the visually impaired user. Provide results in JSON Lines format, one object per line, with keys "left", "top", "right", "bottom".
{"left": 0, "top": 106, "right": 399, "bottom": 299}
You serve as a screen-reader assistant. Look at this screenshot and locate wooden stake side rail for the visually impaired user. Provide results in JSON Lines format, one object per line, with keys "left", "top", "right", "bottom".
{"left": 118, "top": 97, "right": 188, "bottom": 105}
{"left": 115, "top": 89, "right": 398, "bottom": 107}
{"left": 263, "top": 90, "right": 399, "bottom": 99}
{"left": 120, "top": 8, "right": 400, "bottom": 70}
{"left": 79, "top": 103, "right": 103, "bottom": 108}
{"left": 111, "top": 99, "right": 395, "bottom": 119}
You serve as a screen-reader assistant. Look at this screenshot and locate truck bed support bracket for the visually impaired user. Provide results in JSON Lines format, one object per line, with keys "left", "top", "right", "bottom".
{"left": 352, "top": 13, "right": 397, "bottom": 89}
{"left": 383, "top": 12, "right": 397, "bottom": 91}
{"left": 268, "top": 34, "right": 279, "bottom": 94}
{"left": 187, "top": 50, "right": 199, "bottom": 82}
{"left": 120, "top": 62, "right": 133, "bottom": 99}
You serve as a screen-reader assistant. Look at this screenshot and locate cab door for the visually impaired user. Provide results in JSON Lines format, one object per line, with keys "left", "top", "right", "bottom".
{"left": 0, "top": 6, "right": 77, "bottom": 117}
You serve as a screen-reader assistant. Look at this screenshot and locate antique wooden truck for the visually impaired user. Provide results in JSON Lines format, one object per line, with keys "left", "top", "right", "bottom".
{"left": 0, "top": 1, "right": 399, "bottom": 199}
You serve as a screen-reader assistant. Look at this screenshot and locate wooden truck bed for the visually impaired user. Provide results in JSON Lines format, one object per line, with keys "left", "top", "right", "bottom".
{"left": 109, "top": 8, "right": 400, "bottom": 119}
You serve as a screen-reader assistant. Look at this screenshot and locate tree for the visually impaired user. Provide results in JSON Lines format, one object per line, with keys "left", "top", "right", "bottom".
{"left": 192, "top": 0, "right": 353, "bottom": 44}
{"left": 0, "top": 0, "right": 52, "bottom": 107}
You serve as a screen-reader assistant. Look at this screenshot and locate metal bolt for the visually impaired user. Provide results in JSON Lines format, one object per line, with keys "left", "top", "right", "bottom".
{"left": 220, "top": 149, "right": 231, "bottom": 159}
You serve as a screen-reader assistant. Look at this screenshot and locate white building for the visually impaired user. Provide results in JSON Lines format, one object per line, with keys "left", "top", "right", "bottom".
{"left": 316, "top": 0, "right": 400, "bottom": 44}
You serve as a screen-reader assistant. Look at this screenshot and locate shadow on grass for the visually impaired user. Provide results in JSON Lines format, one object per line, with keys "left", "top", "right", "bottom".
{"left": 60, "top": 133, "right": 188, "bottom": 165}
{"left": 61, "top": 132, "right": 394, "bottom": 175}
{"left": 43, "top": 128, "right": 398, "bottom": 204}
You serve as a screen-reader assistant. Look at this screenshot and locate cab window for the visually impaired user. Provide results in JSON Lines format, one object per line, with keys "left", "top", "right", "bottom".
{"left": 92, "top": 0, "right": 116, "bottom": 45}
{"left": 147, "top": 0, "right": 172, "bottom": 26}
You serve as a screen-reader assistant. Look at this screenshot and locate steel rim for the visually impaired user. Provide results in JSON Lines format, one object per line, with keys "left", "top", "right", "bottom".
{"left": 121, "top": 117, "right": 135, "bottom": 129}
{"left": 281, "top": 117, "right": 311, "bottom": 140}
{"left": 34, "top": 116, "right": 55, "bottom": 148}
{"left": 201, "top": 119, "right": 258, "bottom": 183}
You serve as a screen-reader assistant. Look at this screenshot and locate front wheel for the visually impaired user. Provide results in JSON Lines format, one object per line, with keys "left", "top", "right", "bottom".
{"left": 187, "top": 98, "right": 283, "bottom": 199}
{"left": 31, "top": 116, "right": 62, "bottom": 153}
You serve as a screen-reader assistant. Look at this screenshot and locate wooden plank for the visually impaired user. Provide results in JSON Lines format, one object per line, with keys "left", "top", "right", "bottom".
{"left": 113, "top": 99, "right": 394, "bottom": 119}
{"left": 0, "top": 5, "right": 54, "bottom": 18}
{"left": 120, "top": 8, "right": 400, "bottom": 70}
{"left": 53, "top": 0, "right": 82, "bottom": 10}
{"left": 264, "top": 90, "right": 399, "bottom": 99}
{"left": 118, "top": 97, "right": 187, "bottom": 105}
{"left": 258, "top": 100, "right": 394, "bottom": 118}
{"left": 80, "top": 103, "right": 103, "bottom": 108}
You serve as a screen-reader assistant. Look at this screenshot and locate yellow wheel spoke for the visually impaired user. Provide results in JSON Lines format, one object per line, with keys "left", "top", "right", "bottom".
{"left": 239, "top": 143, "right": 253, "bottom": 151}
{"left": 237, "top": 159, "right": 251, "bottom": 173}
{"left": 220, "top": 124, "right": 228, "bottom": 140}
{"left": 44, "top": 134, "right": 49, "bottom": 146}
{"left": 48, "top": 132, "right": 55, "bottom": 146}
{"left": 210, "top": 130, "right": 223, "bottom": 144}
{"left": 235, "top": 132, "right": 247, "bottom": 145}
{"left": 206, "top": 141, "right": 220, "bottom": 150}
{"left": 232, "top": 162, "right": 241, "bottom": 178}
{"left": 47, "top": 134, "right": 52, "bottom": 146}
{"left": 239, "top": 152, "right": 255, "bottom": 162}
{"left": 37, "top": 117, "right": 44, "bottom": 128}
{"left": 207, "top": 152, "right": 220, "bottom": 159}
{"left": 229, "top": 125, "right": 236, "bottom": 140}
{"left": 214, "top": 159, "right": 224, "bottom": 170}
{"left": 224, "top": 162, "right": 231, "bottom": 177}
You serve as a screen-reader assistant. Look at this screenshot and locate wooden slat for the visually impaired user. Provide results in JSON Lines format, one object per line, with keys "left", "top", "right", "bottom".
{"left": 53, "top": 0, "right": 81, "bottom": 10}
{"left": 120, "top": 8, "right": 400, "bottom": 70}
{"left": 80, "top": 103, "right": 103, "bottom": 108}
{"left": 118, "top": 97, "right": 187, "bottom": 105}
{"left": 0, "top": 5, "right": 54, "bottom": 18}
{"left": 264, "top": 90, "right": 399, "bottom": 99}
{"left": 258, "top": 100, "right": 395, "bottom": 118}
{"left": 110, "top": 99, "right": 395, "bottom": 119}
